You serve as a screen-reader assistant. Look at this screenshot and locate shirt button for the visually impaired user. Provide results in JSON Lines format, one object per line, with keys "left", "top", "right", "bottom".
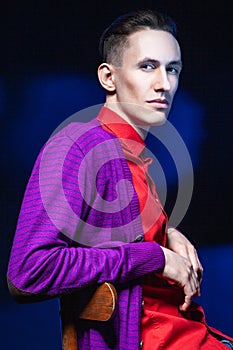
{"left": 134, "top": 235, "right": 144, "bottom": 242}
{"left": 139, "top": 340, "right": 143, "bottom": 349}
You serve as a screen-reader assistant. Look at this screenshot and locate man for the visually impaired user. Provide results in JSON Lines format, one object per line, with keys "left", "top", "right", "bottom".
{"left": 7, "top": 9, "right": 233, "bottom": 349}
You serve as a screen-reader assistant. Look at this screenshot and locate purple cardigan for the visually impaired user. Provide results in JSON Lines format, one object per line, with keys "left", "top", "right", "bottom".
{"left": 7, "top": 112, "right": 165, "bottom": 349}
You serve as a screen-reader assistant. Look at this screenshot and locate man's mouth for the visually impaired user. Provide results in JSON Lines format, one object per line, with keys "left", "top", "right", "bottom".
{"left": 146, "top": 99, "right": 169, "bottom": 108}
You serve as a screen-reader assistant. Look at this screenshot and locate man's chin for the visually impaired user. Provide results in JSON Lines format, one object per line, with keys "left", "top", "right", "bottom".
{"left": 146, "top": 110, "right": 168, "bottom": 126}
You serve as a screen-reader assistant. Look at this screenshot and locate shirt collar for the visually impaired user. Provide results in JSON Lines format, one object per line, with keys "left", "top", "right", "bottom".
{"left": 97, "top": 106, "right": 145, "bottom": 156}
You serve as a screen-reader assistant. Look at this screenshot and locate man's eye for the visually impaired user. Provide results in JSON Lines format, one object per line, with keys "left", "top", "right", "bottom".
{"left": 140, "top": 63, "right": 155, "bottom": 70}
{"left": 167, "top": 66, "right": 180, "bottom": 75}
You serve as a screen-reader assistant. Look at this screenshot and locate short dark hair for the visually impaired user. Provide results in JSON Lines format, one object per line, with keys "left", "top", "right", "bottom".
{"left": 99, "top": 9, "right": 178, "bottom": 65}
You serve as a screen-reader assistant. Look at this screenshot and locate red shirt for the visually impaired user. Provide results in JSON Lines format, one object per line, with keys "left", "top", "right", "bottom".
{"left": 98, "top": 107, "right": 233, "bottom": 349}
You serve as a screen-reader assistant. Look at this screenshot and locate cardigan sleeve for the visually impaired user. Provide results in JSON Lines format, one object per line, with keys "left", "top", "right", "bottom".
{"left": 7, "top": 127, "right": 165, "bottom": 303}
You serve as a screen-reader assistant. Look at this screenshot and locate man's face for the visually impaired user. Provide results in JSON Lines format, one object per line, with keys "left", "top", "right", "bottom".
{"left": 107, "top": 29, "right": 182, "bottom": 128}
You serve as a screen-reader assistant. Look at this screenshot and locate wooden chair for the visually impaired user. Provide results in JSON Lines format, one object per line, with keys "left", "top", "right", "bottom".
{"left": 60, "top": 283, "right": 118, "bottom": 350}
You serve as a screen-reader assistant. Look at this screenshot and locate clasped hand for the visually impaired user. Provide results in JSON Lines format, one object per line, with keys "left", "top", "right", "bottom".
{"left": 160, "top": 227, "right": 203, "bottom": 312}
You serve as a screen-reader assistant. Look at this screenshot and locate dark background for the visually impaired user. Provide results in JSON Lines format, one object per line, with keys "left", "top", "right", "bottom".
{"left": 1, "top": 0, "right": 233, "bottom": 347}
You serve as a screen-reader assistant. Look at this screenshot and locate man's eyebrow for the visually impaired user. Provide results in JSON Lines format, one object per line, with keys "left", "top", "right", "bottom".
{"left": 137, "top": 58, "right": 159, "bottom": 66}
{"left": 169, "top": 60, "right": 183, "bottom": 69}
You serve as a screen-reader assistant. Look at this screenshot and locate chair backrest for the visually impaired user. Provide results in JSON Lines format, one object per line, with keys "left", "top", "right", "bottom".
{"left": 60, "top": 283, "right": 118, "bottom": 350}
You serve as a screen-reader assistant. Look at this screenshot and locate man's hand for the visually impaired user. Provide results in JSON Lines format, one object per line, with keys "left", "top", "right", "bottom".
{"left": 167, "top": 227, "right": 203, "bottom": 286}
{"left": 159, "top": 227, "right": 203, "bottom": 312}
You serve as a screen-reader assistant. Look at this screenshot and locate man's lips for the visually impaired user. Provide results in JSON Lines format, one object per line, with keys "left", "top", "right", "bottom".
{"left": 146, "top": 99, "right": 169, "bottom": 108}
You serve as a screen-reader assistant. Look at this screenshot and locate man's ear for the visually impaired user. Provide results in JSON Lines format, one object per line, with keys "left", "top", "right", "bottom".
{"left": 97, "top": 63, "right": 116, "bottom": 92}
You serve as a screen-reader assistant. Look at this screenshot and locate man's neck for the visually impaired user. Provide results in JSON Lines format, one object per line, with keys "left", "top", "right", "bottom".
{"left": 104, "top": 102, "right": 150, "bottom": 141}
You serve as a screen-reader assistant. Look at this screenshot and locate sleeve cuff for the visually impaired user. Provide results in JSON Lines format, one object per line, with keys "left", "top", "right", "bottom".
{"left": 128, "top": 242, "right": 165, "bottom": 279}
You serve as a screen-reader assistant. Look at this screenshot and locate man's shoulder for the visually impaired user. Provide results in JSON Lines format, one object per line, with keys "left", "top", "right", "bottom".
{"left": 45, "top": 116, "right": 118, "bottom": 156}
{"left": 64, "top": 117, "right": 115, "bottom": 146}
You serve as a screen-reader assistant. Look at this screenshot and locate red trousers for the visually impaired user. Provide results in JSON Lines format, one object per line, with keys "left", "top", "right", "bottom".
{"left": 141, "top": 283, "right": 233, "bottom": 349}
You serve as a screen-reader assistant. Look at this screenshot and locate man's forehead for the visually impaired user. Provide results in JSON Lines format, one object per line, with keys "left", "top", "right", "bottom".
{"left": 128, "top": 29, "right": 178, "bottom": 47}
{"left": 125, "top": 29, "right": 181, "bottom": 61}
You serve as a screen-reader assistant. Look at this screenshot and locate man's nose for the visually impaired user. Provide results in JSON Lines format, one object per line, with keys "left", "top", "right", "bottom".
{"left": 153, "top": 67, "right": 170, "bottom": 91}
